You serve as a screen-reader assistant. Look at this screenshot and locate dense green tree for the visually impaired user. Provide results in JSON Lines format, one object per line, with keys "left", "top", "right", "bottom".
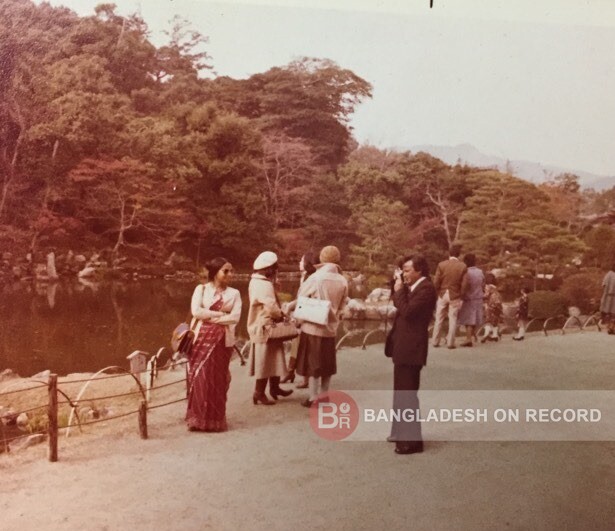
{"left": 349, "top": 197, "right": 410, "bottom": 274}
{"left": 458, "top": 172, "right": 587, "bottom": 274}
{"left": 583, "top": 225, "right": 615, "bottom": 269}
{"left": 5, "top": 0, "right": 596, "bottom": 286}
{"left": 209, "top": 58, "right": 372, "bottom": 168}
{"left": 66, "top": 157, "right": 194, "bottom": 260}
{"left": 539, "top": 173, "right": 583, "bottom": 233}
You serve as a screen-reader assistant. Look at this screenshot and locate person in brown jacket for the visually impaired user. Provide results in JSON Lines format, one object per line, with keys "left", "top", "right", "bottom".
{"left": 431, "top": 244, "right": 467, "bottom": 349}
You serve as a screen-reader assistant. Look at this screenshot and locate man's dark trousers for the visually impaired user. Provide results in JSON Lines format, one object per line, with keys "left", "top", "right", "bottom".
{"left": 391, "top": 363, "right": 422, "bottom": 442}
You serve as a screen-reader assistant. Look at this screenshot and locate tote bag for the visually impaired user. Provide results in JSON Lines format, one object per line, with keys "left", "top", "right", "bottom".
{"left": 294, "top": 296, "right": 331, "bottom": 326}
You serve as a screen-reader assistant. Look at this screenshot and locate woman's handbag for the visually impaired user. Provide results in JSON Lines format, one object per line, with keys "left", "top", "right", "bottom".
{"left": 294, "top": 296, "right": 331, "bottom": 326}
{"left": 263, "top": 319, "right": 300, "bottom": 342}
{"left": 171, "top": 322, "right": 196, "bottom": 357}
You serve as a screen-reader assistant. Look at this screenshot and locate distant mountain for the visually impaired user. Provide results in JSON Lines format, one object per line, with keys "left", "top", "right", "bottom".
{"left": 408, "top": 143, "right": 615, "bottom": 190}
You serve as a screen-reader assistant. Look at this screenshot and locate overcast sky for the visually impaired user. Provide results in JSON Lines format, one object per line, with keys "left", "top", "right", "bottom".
{"left": 40, "top": 0, "right": 615, "bottom": 176}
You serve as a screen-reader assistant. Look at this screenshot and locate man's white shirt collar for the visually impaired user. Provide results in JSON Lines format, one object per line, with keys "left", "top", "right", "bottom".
{"left": 410, "top": 276, "right": 426, "bottom": 292}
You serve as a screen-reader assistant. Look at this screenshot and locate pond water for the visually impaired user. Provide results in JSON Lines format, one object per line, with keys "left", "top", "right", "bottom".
{"left": 0, "top": 278, "right": 383, "bottom": 378}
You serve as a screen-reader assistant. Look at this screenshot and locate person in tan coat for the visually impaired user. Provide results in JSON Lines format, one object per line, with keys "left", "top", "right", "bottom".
{"left": 247, "top": 251, "right": 293, "bottom": 405}
{"left": 295, "top": 245, "right": 348, "bottom": 406}
{"left": 432, "top": 244, "right": 467, "bottom": 349}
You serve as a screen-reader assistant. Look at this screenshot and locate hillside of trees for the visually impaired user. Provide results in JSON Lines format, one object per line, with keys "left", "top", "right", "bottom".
{"left": 1, "top": 0, "right": 614, "bottom": 285}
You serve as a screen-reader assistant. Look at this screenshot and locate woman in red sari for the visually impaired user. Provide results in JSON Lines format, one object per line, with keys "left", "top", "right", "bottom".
{"left": 186, "top": 257, "right": 242, "bottom": 432}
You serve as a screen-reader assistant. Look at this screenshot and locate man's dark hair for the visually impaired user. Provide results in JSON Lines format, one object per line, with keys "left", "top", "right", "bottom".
{"left": 485, "top": 272, "right": 497, "bottom": 285}
{"left": 463, "top": 253, "right": 476, "bottom": 267}
{"left": 449, "top": 244, "right": 462, "bottom": 258}
{"left": 410, "top": 255, "right": 430, "bottom": 277}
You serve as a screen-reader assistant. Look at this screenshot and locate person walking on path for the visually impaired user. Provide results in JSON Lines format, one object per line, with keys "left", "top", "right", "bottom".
{"left": 186, "top": 257, "right": 242, "bottom": 432}
{"left": 481, "top": 273, "right": 503, "bottom": 343}
{"left": 513, "top": 287, "right": 531, "bottom": 341}
{"left": 457, "top": 253, "right": 485, "bottom": 347}
{"left": 432, "top": 244, "right": 467, "bottom": 349}
{"left": 295, "top": 245, "right": 348, "bottom": 407}
{"left": 600, "top": 264, "right": 615, "bottom": 335}
{"left": 247, "top": 251, "right": 293, "bottom": 405}
{"left": 386, "top": 255, "right": 437, "bottom": 455}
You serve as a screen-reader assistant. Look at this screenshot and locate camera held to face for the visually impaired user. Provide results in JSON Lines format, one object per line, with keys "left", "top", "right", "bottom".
{"left": 388, "top": 267, "right": 403, "bottom": 289}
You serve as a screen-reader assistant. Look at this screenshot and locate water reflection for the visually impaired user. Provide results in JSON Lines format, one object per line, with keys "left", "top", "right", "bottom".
{"left": 46, "top": 283, "right": 58, "bottom": 309}
{"left": 0, "top": 279, "right": 383, "bottom": 377}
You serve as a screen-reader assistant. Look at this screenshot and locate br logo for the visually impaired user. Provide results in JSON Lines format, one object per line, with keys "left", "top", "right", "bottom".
{"left": 309, "top": 390, "right": 359, "bottom": 441}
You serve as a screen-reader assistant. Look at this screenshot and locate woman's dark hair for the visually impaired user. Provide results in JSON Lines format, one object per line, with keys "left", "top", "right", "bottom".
{"left": 259, "top": 263, "right": 279, "bottom": 279}
{"left": 485, "top": 273, "right": 497, "bottom": 286}
{"left": 521, "top": 286, "right": 531, "bottom": 294}
{"left": 205, "top": 257, "right": 229, "bottom": 280}
{"left": 464, "top": 253, "right": 476, "bottom": 267}
{"left": 302, "top": 251, "right": 318, "bottom": 278}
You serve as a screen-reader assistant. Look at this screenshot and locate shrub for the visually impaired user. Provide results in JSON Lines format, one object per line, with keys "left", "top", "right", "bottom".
{"left": 528, "top": 290, "right": 568, "bottom": 319}
{"left": 558, "top": 272, "right": 604, "bottom": 313}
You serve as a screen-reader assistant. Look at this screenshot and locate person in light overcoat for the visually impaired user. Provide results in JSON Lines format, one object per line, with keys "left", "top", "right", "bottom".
{"left": 247, "top": 251, "right": 293, "bottom": 404}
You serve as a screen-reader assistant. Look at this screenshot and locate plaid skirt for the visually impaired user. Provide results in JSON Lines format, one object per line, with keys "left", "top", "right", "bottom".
{"left": 295, "top": 332, "right": 337, "bottom": 378}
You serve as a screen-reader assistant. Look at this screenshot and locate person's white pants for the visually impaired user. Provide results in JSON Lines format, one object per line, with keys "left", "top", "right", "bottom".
{"left": 432, "top": 290, "right": 462, "bottom": 347}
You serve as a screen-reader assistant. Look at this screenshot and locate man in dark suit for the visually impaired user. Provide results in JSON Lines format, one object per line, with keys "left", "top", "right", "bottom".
{"left": 386, "top": 255, "right": 437, "bottom": 455}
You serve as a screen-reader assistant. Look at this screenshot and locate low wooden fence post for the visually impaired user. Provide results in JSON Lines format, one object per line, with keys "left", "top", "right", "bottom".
{"left": 48, "top": 374, "right": 58, "bottom": 462}
{"left": 138, "top": 400, "right": 148, "bottom": 439}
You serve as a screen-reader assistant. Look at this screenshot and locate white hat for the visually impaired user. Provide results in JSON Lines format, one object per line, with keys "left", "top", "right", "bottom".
{"left": 253, "top": 251, "right": 278, "bottom": 271}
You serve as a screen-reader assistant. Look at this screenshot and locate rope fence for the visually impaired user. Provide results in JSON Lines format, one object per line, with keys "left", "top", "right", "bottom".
{"left": 1, "top": 430, "right": 48, "bottom": 446}
{"left": 74, "top": 408, "right": 143, "bottom": 428}
{"left": 0, "top": 311, "right": 608, "bottom": 460}
{"left": 1, "top": 351, "right": 191, "bottom": 460}
{"left": 147, "top": 397, "right": 188, "bottom": 411}
{"left": 66, "top": 389, "right": 145, "bottom": 403}
{"left": 0, "top": 382, "right": 48, "bottom": 398}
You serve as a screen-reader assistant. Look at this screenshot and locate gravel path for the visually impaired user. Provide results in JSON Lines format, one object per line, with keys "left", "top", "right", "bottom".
{"left": 1, "top": 332, "right": 614, "bottom": 530}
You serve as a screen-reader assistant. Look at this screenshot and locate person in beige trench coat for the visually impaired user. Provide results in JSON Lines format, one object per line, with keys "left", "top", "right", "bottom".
{"left": 247, "top": 251, "right": 294, "bottom": 405}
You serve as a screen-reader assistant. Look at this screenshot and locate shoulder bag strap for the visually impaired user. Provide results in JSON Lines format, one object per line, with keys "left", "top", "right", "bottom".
{"left": 189, "top": 283, "right": 206, "bottom": 330}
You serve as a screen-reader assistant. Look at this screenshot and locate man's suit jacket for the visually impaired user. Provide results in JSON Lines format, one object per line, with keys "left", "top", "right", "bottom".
{"left": 387, "top": 278, "right": 438, "bottom": 366}
{"left": 433, "top": 258, "right": 467, "bottom": 300}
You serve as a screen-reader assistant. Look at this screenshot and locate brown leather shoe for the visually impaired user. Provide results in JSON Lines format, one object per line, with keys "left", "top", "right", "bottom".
{"left": 253, "top": 392, "right": 275, "bottom": 405}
